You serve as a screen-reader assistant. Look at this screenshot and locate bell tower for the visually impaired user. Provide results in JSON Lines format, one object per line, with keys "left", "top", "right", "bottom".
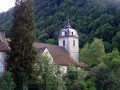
{"left": 58, "top": 20, "right": 79, "bottom": 62}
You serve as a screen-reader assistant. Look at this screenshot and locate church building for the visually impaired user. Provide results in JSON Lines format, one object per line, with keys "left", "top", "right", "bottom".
{"left": 0, "top": 20, "right": 82, "bottom": 73}
{"left": 34, "top": 20, "right": 81, "bottom": 72}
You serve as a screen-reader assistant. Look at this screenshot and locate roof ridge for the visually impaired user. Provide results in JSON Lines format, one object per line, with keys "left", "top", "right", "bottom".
{"left": 37, "top": 42, "right": 60, "bottom": 47}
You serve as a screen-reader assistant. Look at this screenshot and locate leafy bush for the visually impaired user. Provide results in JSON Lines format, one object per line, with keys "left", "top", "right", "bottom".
{"left": 0, "top": 71, "right": 15, "bottom": 90}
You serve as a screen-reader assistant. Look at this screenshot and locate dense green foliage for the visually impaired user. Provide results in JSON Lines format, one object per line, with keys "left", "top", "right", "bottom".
{"left": 0, "top": 9, "right": 13, "bottom": 29}
{"left": 6, "top": 0, "right": 37, "bottom": 90}
{"left": 112, "top": 31, "right": 120, "bottom": 51}
{"left": 88, "top": 49, "right": 120, "bottom": 90}
{"left": 0, "top": 72, "right": 15, "bottom": 90}
{"left": 80, "top": 38, "right": 105, "bottom": 67}
{"left": 0, "top": 0, "right": 120, "bottom": 52}
{"left": 33, "top": 54, "right": 66, "bottom": 90}
{"left": 65, "top": 66, "right": 96, "bottom": 90}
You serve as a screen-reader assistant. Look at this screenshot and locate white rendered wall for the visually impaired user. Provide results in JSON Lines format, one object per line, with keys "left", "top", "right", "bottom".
{"left": 60, "top": 66, "right": 67, "bottom": 73}
{"left": 68, "top": 37, "right": 79, "bottom": 61}
{"left": 0, "top": 32, "right": 5, "bottom": 42}
{"left": 42, "top": 48, "right": 54, "bottom": 63}
{"left": 0, "top": 52, "right": 6, "bottom": 65}
{"left": 0, "top": 52, "right": 6, "bottom": 73}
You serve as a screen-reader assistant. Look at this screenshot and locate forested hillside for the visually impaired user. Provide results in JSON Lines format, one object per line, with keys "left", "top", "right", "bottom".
{"left": 0, "top": 0, "right": 120, "bottom": 52}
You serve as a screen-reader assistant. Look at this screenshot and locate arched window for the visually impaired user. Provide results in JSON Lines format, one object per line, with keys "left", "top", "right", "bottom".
{"left": 63, "top": 40, "right": 65, "bottom": 46}
{"left": 73, "top": 40, "right": 75, "bottom": 46}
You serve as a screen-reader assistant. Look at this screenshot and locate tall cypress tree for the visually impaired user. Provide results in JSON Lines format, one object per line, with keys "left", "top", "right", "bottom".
{"left": 6, "top": 0, "right": 36, "bottom": 89}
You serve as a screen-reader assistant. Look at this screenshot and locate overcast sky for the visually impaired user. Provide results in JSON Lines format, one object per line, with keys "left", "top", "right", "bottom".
{"left": 0, "top": 0, "right": 15, "bottom": 13}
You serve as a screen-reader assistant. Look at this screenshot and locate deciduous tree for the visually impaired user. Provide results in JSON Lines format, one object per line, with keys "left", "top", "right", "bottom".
{"left": 0, "top": 72, "right": 15, "bottom": 90}
{"left": 88, "top": 49, "right": 120, "bottom": 90}
{"left": 80, "top": 38, "right": 105, "bottom": 67}
{"left": 33, "top": 54, "right": 66, "bottom": 90}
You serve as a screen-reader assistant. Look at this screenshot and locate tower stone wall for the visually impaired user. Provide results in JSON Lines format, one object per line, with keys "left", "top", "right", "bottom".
{"left": 58, "top": 20, "right": 79, "bottom": 62}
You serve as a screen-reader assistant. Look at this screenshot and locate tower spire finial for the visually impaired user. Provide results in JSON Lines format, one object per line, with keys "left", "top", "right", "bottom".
{"left": 66, "top": 18, "right": 71, "bottom": 28}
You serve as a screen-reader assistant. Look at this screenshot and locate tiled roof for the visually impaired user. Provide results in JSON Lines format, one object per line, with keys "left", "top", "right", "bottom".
{"left": 34, "top": 42, "right": 81, "bottom": 67}
{"left": 0, "top": 42, "right": 9, "bottom": 52}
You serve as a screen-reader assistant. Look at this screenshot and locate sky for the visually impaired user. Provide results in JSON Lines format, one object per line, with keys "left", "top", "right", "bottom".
{"left": 0, "top": 0, "right": 15, "bottom": 13}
